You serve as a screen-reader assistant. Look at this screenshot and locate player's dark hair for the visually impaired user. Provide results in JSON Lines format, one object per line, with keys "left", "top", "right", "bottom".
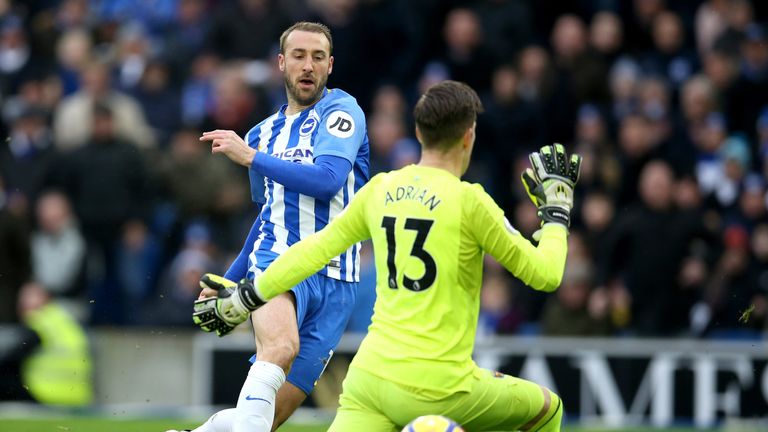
{"left": 279, "top": 22, "right": 333, "bottom": 55}
{"left": 413, "top": 80, "right": 484, "bottom": 151}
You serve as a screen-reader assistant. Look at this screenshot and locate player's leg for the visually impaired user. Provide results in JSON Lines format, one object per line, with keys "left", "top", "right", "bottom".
{"left": 271, "top": 381, "right": 307, "bottom": 431}
{"left": 189, "top": 291, "right": 304, "bottom": 432}
{"left": 328, "top": 366, "right": 399, "bottom": 432}
{"left": 190, "top": 409, "right": 237, "bottom": 432}
{"left": 446, "top": 368, "right": 563, "bottom": 431}
{"left": 276, "top": 275, "right": 358, "bottom": 429}
{"left": 230, "top": 292, "right": 299, "bottom": 431}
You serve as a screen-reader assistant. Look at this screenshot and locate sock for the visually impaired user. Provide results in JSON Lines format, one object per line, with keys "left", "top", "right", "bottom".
{"left": 192, "top": 408, "right": 238, "bottom": 432}
{"left": 232, "top": 361, "right": 286, "bottom": 432}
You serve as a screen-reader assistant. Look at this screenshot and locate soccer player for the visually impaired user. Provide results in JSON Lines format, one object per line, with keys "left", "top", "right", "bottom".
{"left": 194, "top": 81, "right": 580, "bottom": 431}
{"left": 187, "top": 22, "right": 369, "bottom": 432}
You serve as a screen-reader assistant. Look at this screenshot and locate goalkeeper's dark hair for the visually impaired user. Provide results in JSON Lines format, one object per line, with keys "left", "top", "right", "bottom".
{"left": 413, "top": 80, "right": 484, "bottom": 152}
{"left": 280, "top": 22, "right": 333, "bottom": 55}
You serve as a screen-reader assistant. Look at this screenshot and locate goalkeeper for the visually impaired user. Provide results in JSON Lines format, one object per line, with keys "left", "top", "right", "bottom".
{"left": 195, "top": 80, "right": 580, "bottom": 431}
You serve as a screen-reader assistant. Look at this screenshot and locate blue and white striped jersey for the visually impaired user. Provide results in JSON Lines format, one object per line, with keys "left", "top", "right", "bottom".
{"left": 244, "top": 88, "right": 369, "bottom": 282}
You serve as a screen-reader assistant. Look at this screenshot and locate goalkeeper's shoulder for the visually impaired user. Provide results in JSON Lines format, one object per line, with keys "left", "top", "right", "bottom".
{"left": 459, "top": 181, "right": 503, "bottom": 215}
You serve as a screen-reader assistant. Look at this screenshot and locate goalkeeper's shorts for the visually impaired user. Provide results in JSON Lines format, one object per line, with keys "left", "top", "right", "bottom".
{"left": 329, "top": 366, "right": 563, "bottom": 432}
{"left": 250, "top": 273, "right": 357, "bottom": 394}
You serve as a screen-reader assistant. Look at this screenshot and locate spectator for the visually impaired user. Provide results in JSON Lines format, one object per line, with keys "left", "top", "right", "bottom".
{"left": 642, "top": 11, "right": 697, "bottom": 88}
{"left": 695, "top": 0, "right": 731, "bottom": 55}
{"left": 702, "top": 49, "right": 740, "bottom": 127}
{"left": 438, "top": 8, "right": 496, "bottom": 95}
{"left": 480, "top": 63, "right": 543, "bottom": 208}
{"left": 54, "top": 28, "right": 93, "bottom": 96}
{"left": 0, "top": 281, "right": 92, "bottom": 405}
{"left": 152, "top": 127, "right": 248, "bottom": 253}
{"left": 580, "top": 190, "right": 617, "bottom": 266}
{"left": 541, "top": 247, "right": 612, "bottom": 336}
{"left": 179, "top": 52, "right": 219, "bottom": 126}
{"left": 200, "top": 64, "right": 269, "bottom": 137}
{"left": 130, "top": 60, "right": 181, "bottom": 145}
{"left": 572, "top": 106, "right": 621, "bottom": 196}
{"left": 479, "top": 268, "right": 524, "bottom": 336}
{"left": 608, "top": 56, "right": 641, "bottom": 122}
{"left": 163, "top": 0, "right": 210, "bottom": 82}
{"left": 590, "top": 11, "right": 624, "bottom": 65}
{"left": 113, "top": 22, "right": 153, "bottom": 92}
{"left": 551, "top": 14, "right": 610, "bottom": 105}
{"left": 53, "top": 60, "right": 156, "bottom": 150}
{"left": 30, "top": 190, "right": 85, "bottom": 297}
{"left": 597, "top": 160, "right": 707, "bottom": 335}
{"left": 729, "top": 24, "right": 768, "bottom": 136}
{"left": 59, "top": 102, "right": 149, "bottom": 324}
{"left": 673, "top": 74, "right": 719, "bottom": 172}
{"left": 616, "top": 114, "right": 658, "bottom": 205}
{"left": 712, "top": 0, "right": 755, "bottom": 54}
{"left": 0, "top": 104, "right": 57, "bottom": 203}
{"left": 0, "top": 15, "right": 44, "bottom": 97}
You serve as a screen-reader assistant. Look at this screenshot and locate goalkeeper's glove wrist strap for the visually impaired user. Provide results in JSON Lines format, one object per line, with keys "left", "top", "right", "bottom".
{"left": 538, "top": 206, "right": 570, "bottom": 227}
{"left": 236, "top": 280, "right": 266, "bottom": 311}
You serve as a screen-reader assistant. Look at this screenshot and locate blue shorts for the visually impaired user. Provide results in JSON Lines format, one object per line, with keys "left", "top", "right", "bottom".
{"left": 250, "top": 273, "right": 357, "bottom": 395}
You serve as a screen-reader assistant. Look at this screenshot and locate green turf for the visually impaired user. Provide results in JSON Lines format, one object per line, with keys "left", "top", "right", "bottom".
{"left": 0, "top": 418, "right": 705, "bottom": 432}
{"left": 0, "top": 418, "right": 329, "bottom": 432}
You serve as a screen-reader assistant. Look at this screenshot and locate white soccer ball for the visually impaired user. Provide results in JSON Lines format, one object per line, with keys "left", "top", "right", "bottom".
{"left": 401, "top": 415, "right": 465, "bottom": 432}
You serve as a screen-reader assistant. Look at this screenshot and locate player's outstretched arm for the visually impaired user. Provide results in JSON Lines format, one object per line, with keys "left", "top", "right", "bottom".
{"left": 470, "top": 144, "right": 581, "bottom": 292}
{"left": 256, "top": 177, "right": 376, "bottom": 299}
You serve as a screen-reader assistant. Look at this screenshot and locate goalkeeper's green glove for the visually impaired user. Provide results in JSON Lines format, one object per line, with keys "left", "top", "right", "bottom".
{"left": 521, "top": 143, "right": 581, "bottom": 230}
{"left": 192, "top": 273, "right": 266, "bottom": 337}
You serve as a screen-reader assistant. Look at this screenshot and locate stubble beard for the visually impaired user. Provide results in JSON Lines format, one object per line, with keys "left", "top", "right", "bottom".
{"left": 285, "top": 73, "right": 328, "bottom": 108}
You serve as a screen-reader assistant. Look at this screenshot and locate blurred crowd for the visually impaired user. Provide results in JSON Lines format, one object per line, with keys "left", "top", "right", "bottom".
{"left": 0, "top": 0, "right": 766, "bottom": 341}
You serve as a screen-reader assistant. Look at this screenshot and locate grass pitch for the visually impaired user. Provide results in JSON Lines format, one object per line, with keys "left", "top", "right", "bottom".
{"left": 0, "top": 417, "right": 708, "bottom": 432}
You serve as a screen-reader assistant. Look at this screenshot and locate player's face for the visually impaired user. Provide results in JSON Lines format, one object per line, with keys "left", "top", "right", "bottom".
{"left": 279, "top": 30, "right": 334, "bottom": 107}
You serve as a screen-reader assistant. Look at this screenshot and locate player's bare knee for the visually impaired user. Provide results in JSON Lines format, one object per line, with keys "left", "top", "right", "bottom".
{"left": 258, "top": 340, "right": 299, "bottom": 371}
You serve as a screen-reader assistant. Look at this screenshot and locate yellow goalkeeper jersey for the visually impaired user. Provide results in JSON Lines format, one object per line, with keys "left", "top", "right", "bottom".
{"left": 257, "top": 164, "right": 568, "bottom": 396}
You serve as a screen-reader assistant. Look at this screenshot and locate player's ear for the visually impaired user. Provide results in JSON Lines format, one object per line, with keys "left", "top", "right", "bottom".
{"left": 462, "top": 122, "right": 476, "bottom": 150}
{"left": 328, "top": 55, "right": 334, "bottom": 75}
{"left": 278, "top": 53, "right": 286, "bottom": 72}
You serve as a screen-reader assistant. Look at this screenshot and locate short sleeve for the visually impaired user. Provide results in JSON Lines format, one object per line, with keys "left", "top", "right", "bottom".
{"left": 313, "top": 96, "right": 366, "bottom": 164}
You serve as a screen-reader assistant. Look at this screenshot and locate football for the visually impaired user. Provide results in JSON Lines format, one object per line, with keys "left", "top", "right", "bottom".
{"left": 401, "top": 415, "right": 465, "bottom": 432}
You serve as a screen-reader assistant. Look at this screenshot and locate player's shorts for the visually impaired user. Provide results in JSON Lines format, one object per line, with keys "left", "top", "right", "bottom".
{"left": 329, "top": 365, "right": 563, "bottom": 432}
{"left": 251, "top": 273, "right": 357, "bottom": 395}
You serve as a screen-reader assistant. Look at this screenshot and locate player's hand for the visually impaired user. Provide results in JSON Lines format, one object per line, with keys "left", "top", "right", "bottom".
{"left": 192, "top": 274, "right": 266, "bottom": 337}
{"left": 521, "top": 143, "right": 581, "bottom": 228}
{"left": 200, "top": 129, "right": 257, "bottom": 168}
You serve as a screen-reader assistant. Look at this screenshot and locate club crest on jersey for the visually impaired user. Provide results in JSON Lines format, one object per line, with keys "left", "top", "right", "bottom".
{"left": 326, "top": 111, "right": 355, "bottom": 138}
{"left": 299, "top": 116, "right": 318, "bottom": 137}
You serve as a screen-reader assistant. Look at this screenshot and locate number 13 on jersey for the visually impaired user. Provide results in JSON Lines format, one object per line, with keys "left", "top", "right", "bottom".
{"left": 380, "top": 216, "right": 437, "bottom": 292}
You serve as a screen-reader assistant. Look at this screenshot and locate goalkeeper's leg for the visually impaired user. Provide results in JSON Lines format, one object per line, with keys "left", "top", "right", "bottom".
{"left": 443, "top": 368, "right": 563, "bottom": 431}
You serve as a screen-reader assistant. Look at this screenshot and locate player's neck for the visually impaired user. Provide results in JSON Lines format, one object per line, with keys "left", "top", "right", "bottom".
{"left": 285, "top": 93, "right": 323, "bottom": 115}
{"left": 285, "top": 101, "right": 310, "bottom": 116}
{"left": 418, "top": 149, "right": 463, "bottom": 177}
